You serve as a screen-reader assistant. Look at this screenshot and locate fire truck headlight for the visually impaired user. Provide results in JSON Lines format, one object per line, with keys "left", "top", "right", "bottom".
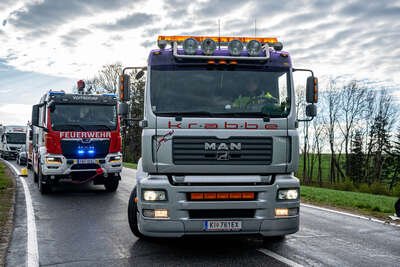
{"left": 246, "top": 40, "right": 262, "bottom": 56}
{"left": 143, "top": 190, "right": 167, "bottom": 201}
{"left": 228, "top": 40, "right": 243, "bottom": 56}
{"left": 109, "top": 155, "right": 122, "bottom": 163}
{"left": 277, "top": 189, "right": 299, "bottom": 200}
{"left": 201, "top": 38, "right": 217, "bottom": 55}
{"left": 183, "top": 38, "right": 198, "bottom": 55}
{"left": 45, "top": 157, "right": 62, "bottom": 164}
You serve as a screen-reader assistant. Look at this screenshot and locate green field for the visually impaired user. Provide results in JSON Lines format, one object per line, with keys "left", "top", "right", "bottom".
{"left": 0, "top": 162, "right": 14, "bottom": 234}
{"left": 123, "top": 162, "right": 137, "bottom": 169}
{"left": 301, "top": 185, "right": 397, "bottom": 219}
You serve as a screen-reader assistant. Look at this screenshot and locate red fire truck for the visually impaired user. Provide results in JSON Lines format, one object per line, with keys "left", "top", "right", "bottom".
{"left": 31, "top": 89, "right": 123, "bottom": 194}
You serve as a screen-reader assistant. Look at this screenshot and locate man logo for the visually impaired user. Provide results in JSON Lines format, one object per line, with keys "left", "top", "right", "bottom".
{"left": 204, "top": 142, "right": 242, "bottom": 151}
{"left": 204, "top": 142, "right": 241, "bottom": 161}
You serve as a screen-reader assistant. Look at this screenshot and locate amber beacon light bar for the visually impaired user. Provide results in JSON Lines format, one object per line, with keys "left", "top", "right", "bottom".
{"left": 157, "top": 35, "right": 283, "bottom": 61}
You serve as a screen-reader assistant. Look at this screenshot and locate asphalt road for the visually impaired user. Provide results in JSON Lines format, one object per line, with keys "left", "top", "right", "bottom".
{"left": 4, "top": 160, "right": 400, "bottom": 266}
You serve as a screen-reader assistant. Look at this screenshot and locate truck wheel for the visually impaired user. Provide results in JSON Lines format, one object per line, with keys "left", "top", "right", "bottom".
{"left": 128, "top": 187, "right": 144, "bottom": 238}
{"left": 104, "top": 177, "right": 119, "bottom": 192}
{"left": 38, "top": 167, "right": 51, "bottom": 194}
{"left": 395, "top": 198, "right": 400, "bottom": 217}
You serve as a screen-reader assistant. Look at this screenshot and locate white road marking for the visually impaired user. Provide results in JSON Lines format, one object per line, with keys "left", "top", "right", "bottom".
{"left": 301, "top": 203, "right": 400, "bottom": 228}
{"left": 2, "top": 160, "right": 40, "bottom": 267}
{"left": 258, "top": 248, "right": 303, "bottom": 267}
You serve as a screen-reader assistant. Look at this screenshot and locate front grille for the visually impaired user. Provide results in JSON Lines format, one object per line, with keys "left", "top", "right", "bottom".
{"left": 189, "top": 209, "right": 255, "bottom": 219}
{"left": 71, "top": 164, "right": 100, "bottom": 170}
{"left": 61, "top": 139, "right": 110, "bottom": 159}
{"left": 172, "top": 136, "right": 273, "bottom": 165}
{"left": 9, "top": 147, "right": 18, "bottom": 151}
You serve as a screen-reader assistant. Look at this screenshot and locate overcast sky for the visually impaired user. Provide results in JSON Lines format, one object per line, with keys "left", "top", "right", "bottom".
{"left": 0, "top": 0, "right": 399, "bottom": 125}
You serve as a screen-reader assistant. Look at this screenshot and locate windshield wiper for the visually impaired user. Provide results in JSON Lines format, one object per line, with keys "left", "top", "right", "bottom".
{"left": 89, "top": 124, "right": 113, "bottom": 131}
{"left": 53, "top": 124, "right": 87, "bottom": 131}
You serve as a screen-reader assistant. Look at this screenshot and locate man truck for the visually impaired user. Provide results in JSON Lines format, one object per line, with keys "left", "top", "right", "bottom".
{"left": 0, "top": 125, "right": 27, "bottom": 160}
{"left": 123, "top": 35, "right": 318, "bottom": 239}
{"left": 31, "top": 88, "right": 123, "bottom": 194}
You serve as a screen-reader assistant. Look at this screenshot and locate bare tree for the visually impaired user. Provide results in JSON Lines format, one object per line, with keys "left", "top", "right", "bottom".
{"left": 337, "top": 81, "right": 368, "bottom": 175}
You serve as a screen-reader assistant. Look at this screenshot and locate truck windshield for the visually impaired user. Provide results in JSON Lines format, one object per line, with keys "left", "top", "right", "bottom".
{"left": 6, "top": 133, "right": 26, "bottom": 144}
{"left": 50, "top": 104, "right": 117, "bottom": 131}
{"left": 150, "top": 67, "right": 291, "bottom": 117}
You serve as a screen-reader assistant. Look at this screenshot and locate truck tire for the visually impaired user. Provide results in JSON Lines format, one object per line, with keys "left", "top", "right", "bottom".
{"left": 128, "top": 187, "right": 144, "bottom": 238}
{"left": 38, "top": 167, "right": 51, "bottom": 194}
{"left": 395, "top": 198, "right": 400, "bottom": 217}
{"left": 104, "top": 176, "right": 119, "bottom": 192}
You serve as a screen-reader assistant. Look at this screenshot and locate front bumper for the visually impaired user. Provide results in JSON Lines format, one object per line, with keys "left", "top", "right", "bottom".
{"left": 2, "top": 151, "right": 18, "bottom": 158}
{"left": 41, "top": 153, "right": 123, "bottom": 176}
{"left": 136, "top": 174, "right": 300, "bottom": 238}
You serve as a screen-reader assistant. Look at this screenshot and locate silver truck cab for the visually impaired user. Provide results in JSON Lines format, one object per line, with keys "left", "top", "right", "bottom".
{"left": 126, "top": 36, "right": 318, "bottom": 239}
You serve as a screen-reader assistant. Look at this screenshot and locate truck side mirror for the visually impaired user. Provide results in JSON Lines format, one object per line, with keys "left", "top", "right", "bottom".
{"left": 135, "top": 70, "right": 145, "bottom": 80}
{"left": 306, "top": 76, "right": 318, "bottom": 103}
{"left": 31, "top": 105, "right": 40, "bottom": 127}
{"left": 119, "top": 74, "right": 130, "bottom": 102}
{"left": 306, "top": 104, "right": 317, "bottom": 117}
{"left": 118, "top": 102, "right": 129, "bottom": 116}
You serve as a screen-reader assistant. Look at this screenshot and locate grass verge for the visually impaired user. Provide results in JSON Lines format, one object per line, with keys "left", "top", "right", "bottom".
{"left": 0, "top": 161, "right": 15, "bottom": 265}
{"left": 301, "top": 185, "right": 398, "bottom": 220}
{"left": 123, "top": 162, "right": 137, "bottom": 169}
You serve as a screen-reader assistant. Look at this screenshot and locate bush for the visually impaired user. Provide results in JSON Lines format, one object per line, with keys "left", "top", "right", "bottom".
{"left": 369, "top": 182, "right": 389, "bottom": 195}
{"left": 392, "top": 184, "right": 400, "bottom": 197}
{"left": 358, "top": 183, "right": 371, "bottom": 194}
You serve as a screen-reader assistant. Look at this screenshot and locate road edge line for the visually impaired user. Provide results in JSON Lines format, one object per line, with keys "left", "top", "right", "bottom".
{"left": 2, "top": 160, "right": 39, "bottom": 266}
{"left": 301, "top": 203, "right": 400, "bottom": 228}
{"left": 257, "top": 248, "right": 303, "bottom": 267}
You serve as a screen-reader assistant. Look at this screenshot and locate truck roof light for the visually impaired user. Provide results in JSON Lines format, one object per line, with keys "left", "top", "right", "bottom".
{"left": 228, "top": 40, "right": 243, "bottom": 56}
{"left": 246, "top": 40, "right": 262, "bottom": 56}
{"left": 48, "top": 91, "right": 65, "bottom": 96}
{"left": 158, "top": 35, "right": 278, "bottom": 45}
{"left": 201, "top": 38, "right": 217, "bottom": 55}
{"left": 183, "top": 38, "right": 198, "bottom": 55}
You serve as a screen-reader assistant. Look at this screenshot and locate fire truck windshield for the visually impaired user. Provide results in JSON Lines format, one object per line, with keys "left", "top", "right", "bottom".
{"left": 6, "top": 133, "right": 26, "bottom": 144}
{"left": 150, "top": 67, "right": 291, "bottom": 117}
{"left": 50, "top": 104, "right": 117, "bottom": 131}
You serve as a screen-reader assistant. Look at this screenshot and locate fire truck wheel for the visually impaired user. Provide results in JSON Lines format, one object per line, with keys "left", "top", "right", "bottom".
{"left": 38, "top": 167, "right": 52, "bottom": 194}
{"left": 104, "top": 177, "right": 119, "bottom": 192}
{"left": 128, "top": 187, "right": 144, "bottom": 238}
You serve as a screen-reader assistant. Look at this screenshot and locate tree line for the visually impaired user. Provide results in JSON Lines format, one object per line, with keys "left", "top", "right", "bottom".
{"left": 298, "top": 78, "right": 399, "bottom": 195}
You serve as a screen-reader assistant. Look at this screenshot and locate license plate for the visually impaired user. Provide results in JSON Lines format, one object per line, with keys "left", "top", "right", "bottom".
{"left": 204, "top": 220, "right": 242, "bottom": 231}
{"left": 77, "top": 159, "right": 97, "bottom": 164}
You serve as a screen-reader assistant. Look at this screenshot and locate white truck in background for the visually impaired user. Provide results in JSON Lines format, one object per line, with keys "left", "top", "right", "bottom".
{"left": 0, "top": 125, "right": 27, "bottom": 160}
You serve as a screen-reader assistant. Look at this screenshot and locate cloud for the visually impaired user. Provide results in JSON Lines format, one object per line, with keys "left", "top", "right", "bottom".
{"left": 95, "top": 12, "right": 156, "bottom": 31}
{"left": 0, "top": 104, "right": 32, "bottom": 126}
{"left": 60, "top": 28, "right": 92, "bottom": 48}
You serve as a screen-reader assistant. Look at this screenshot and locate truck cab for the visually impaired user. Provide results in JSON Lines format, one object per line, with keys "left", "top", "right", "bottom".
{"left": 125, "top": 36, "right": 318, "bottom": 239}
{"left": 0, "top": 125, "right": 27, "bottom": 160}
{"left": 31, "top": 90, "right": 123, "bottom": 194}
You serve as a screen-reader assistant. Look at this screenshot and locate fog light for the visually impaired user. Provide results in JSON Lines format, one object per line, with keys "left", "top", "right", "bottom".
{"left": 275, "top": 208, "right": 289, "bottom": 217}
{"left": 246, "top": 39, "right": 262, "bottom": 56}
{"left": 142, "top": 209, "right": 169, "bottom": 218}
{"left": 154, "top": 209, "right": 169, "bottom": 218}
{"left": 183, "top": 38, "right": 198, "bottom": 55}
{"left": 228, "top": 40, "right": 243, "bottom": 56}
{"left": 201, "top": 38, "right": 216, "bottom": 55}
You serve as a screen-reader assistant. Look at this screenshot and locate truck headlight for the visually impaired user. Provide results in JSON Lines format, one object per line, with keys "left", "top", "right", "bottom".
{"left": 46, "top": 157, "right": 62, "bottom": 164}
{"left": 277, "top": 189, "right": 299, "bottom": 200}
{"left": 109, "top": 156, "right": 122, "bottom": 163}
{"left": 142, "top": 190, "right": 167, "bottom": 201}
